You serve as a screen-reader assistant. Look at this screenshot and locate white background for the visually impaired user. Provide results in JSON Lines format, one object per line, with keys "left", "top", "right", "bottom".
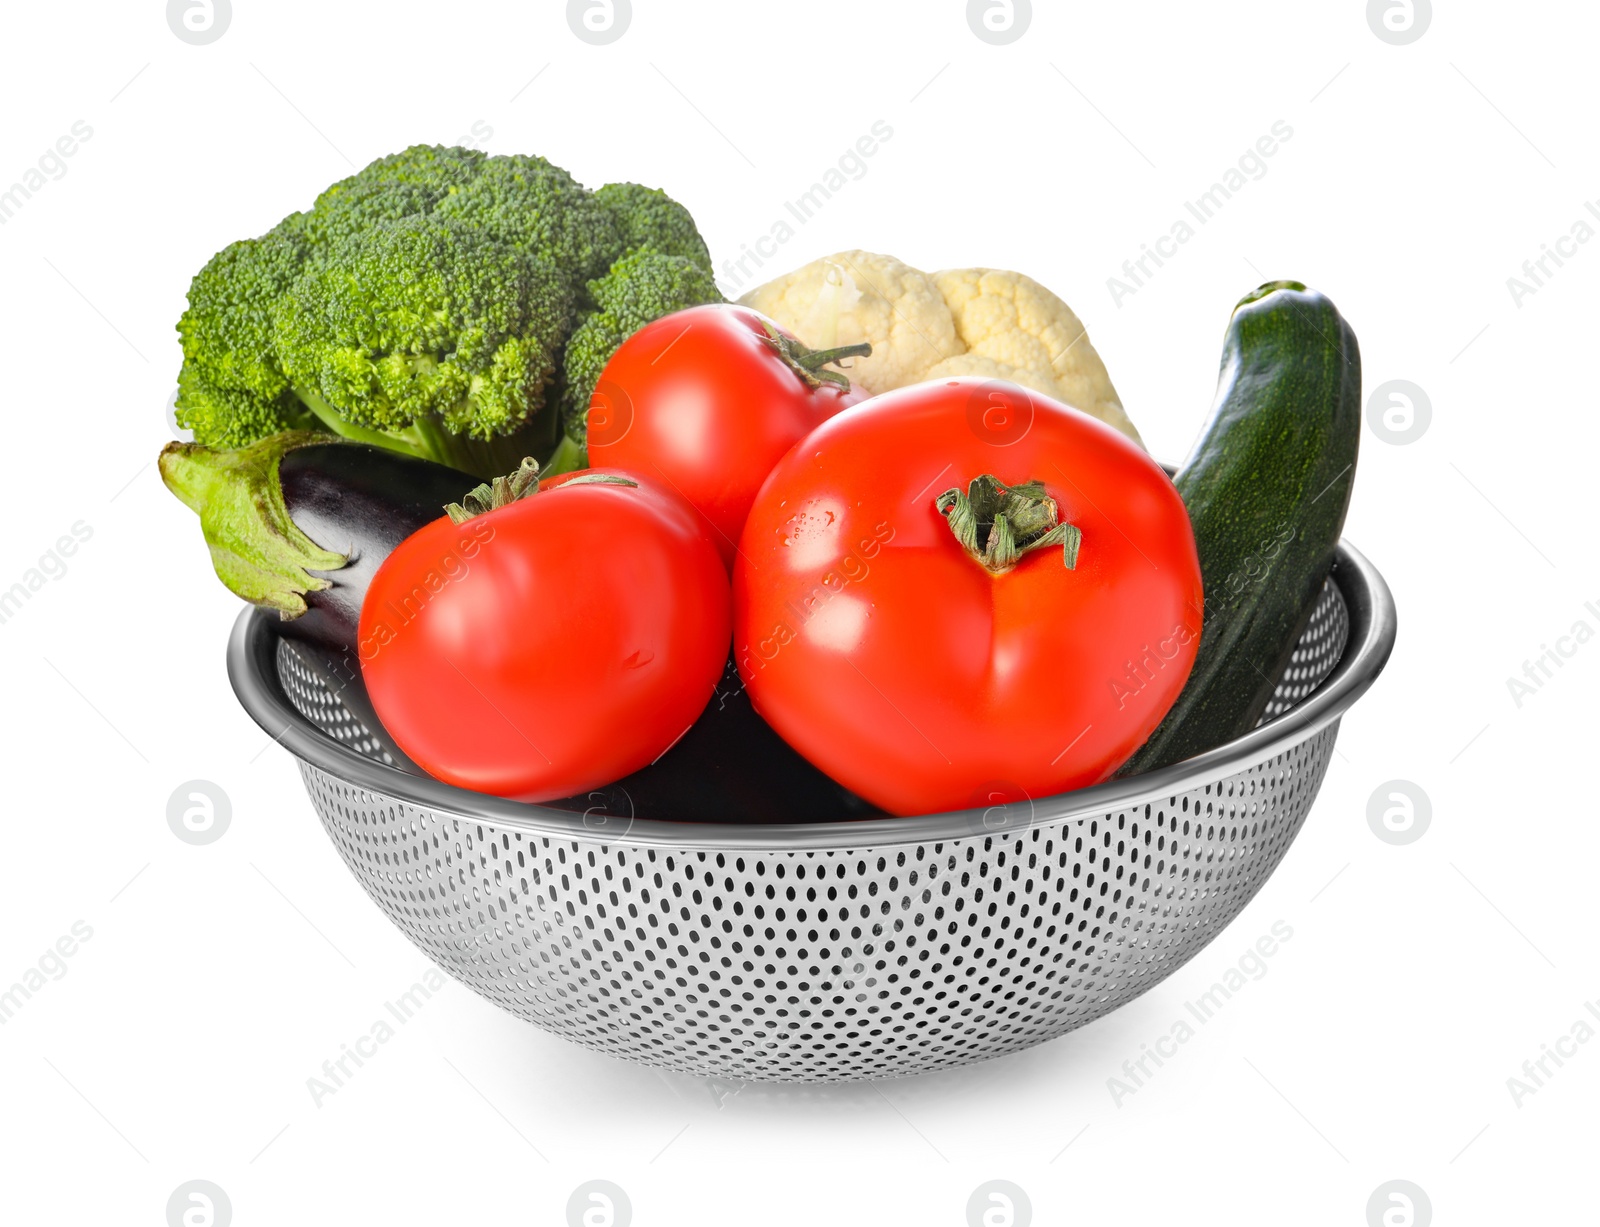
{"left": 0, "top": 1, "right": 1593, "bottom": 1224}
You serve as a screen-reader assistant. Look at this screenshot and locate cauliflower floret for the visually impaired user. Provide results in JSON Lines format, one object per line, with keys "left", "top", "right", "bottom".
{"left": 932, "top": 267, "right": 1140, "bottom": 445}
{"left": 738, "top": 250, "right": 961, "bottom": 394}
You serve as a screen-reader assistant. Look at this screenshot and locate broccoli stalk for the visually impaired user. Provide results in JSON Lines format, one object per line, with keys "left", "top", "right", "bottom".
{"left": 284, "top": 382, "right": 560, "bottom": 478}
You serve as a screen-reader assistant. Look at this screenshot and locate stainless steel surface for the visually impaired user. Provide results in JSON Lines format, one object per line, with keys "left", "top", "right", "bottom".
{"left": 230, "top": 543, "right": 1395, "bottom": 1082}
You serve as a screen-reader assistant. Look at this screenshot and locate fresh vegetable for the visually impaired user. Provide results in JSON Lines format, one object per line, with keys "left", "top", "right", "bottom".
{"left": 173, "top": 146, "right": 716, "bottom": 478}
{"left": 740, "top": 251, "right": 1141, "bottom": 444}
{"left": 159, "top": 432, "right": 476, "bottom": 652}
{"left": 734, "top": 376, "right": 1202, "bottom": 817}
{"left": 1121, "top": 281, "right": 1361, "bottom": 774}
{"left": 588, "top": 303, "right": 871, "bottom": 565}
{"left": 359, "top": 461, "right": 730, "bottom": 801}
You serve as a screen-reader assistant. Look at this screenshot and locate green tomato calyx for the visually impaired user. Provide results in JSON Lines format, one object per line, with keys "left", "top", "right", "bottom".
{"left": 757, "top": 318, "right": 872, "bottom": 392}
{"left": 444, "top": 457, "right": 638, "bottom": 523}
{"left": 936, "top": 475, "right": 1082, "bottom": 575}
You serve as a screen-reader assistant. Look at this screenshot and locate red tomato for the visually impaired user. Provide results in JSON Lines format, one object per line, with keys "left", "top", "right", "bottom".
{"left": 359, "top": 470, "right": 730, "bottom": 802}
{"left": 734, "top": 378, "right": 1203, "bottom": 817}
{"left": 589, "top": 303, "right": 866, "bottom": 567}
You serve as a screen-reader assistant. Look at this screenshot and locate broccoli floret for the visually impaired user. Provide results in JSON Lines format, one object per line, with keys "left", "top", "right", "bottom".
{"left": 169, "top": 145, "right": 714, "bottom": 478}
{"left": 434, "top": 154, "right": 622, "bottom": 287}
{"left": 559, "top": 251, "right": 722, "bottom": 453}
{"left": 593, "top": 181, "right": 713, "bottom": 269}
{"left": 174, "top": 225, "right": 315, "bottom": 448}
{"left": 303, "top": 144, "right": 486, "bottom": 249}
{"left": 273, "top": 215, "right": 571, "bottom": 472}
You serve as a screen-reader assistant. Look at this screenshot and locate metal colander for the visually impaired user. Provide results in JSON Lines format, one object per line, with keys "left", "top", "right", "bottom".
{"left": 229, "top": 543, "right": 1394, "bottom": 1083}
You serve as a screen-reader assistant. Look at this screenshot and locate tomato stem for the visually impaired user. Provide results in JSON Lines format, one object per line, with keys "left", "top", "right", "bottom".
{"left": 445, "top": 458, "right": 637, "bottom": 523}
{"left": 935, "top": 475, "right": 1082, "bottom": 574}
{"left": 756, "top": 319, "right": 872, "bottom": 392}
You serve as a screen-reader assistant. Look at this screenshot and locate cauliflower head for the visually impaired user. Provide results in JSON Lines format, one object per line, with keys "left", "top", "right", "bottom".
{"left": 740, "top": 252, "right": 1140, "bottom": 445}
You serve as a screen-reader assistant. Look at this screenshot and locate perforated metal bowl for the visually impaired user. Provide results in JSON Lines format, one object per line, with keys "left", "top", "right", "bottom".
{"left": 229, "top": 542, "right": 1394, "bottom": 1083}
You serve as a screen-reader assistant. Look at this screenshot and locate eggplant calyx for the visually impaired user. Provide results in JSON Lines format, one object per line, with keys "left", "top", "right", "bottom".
{"left": 159, "top": 430, "right": 349, "bottom": 619}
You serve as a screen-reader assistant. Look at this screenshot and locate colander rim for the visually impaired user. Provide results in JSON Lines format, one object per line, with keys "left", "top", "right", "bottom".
{"left": 227, "top": 540, "right": 1395, "bottom": 849}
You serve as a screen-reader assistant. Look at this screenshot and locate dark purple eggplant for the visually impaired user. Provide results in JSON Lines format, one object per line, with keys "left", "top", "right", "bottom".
{"left": 547, "top": 656, "right": 882, "bottom": 824}
{"left": 159, "top": 431, "right": 476, "bottom": 654}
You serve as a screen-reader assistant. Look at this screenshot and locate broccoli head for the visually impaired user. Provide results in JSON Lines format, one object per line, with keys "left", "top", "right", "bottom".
{"left": 558, "top": 250, "right": 722, "bottom": 455}
{"left": 273, "top": 215, "right": 572, "bottom": 473}
{"left": 170, "top": 145, "right": 713, "bottom": 477}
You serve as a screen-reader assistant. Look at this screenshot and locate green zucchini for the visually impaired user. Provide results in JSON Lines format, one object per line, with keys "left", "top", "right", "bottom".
{"left": 1122, "top": 281, "right": 1361, "bottom": 773}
